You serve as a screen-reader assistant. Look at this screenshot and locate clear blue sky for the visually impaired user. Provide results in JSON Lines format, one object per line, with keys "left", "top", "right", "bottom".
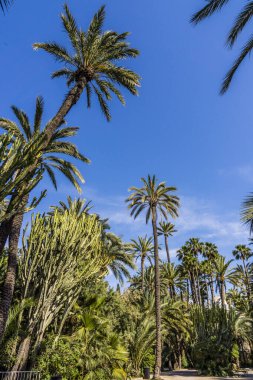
{"left": 1, "top": 0, "right": 253, "bottom": 268}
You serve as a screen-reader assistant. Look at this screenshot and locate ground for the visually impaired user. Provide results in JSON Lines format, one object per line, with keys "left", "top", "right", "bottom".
{"left": 134, "top": 369, "right": 253, "bottom": 379}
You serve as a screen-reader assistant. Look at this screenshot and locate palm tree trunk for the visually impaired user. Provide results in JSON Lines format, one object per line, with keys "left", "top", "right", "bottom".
{"left": 0, "top": 219, "right": 11, "bottom": 256}
{"left": 151, "top": 206, "right": 162, "bottom": 380}
{"left": 242, "top": 259, "right": 251, "bottom": 303}
{"left": 141, "top": 255, "right": 145, "bottom": 291}
{"left": 210, "top": 275, "right": 215, "bottom": 305}
{"left": 164, "top": 235, "right": 170, "bottom": 263}
{"left": 220, "top": 280, "right": 226, "bottom": 307}
{"left": 12, "top": 335, "right": 32, "bottom": 371}
{"left": 0, "top": 194, "right": 28, "bottom": 343}
{"left": 45, "top": 79, "right": 87, "bottom": 139}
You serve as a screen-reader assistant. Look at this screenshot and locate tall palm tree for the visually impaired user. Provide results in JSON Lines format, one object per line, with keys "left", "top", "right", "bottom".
{"left": 232, "top": 245, "right": 252, "bottom": 302}
{"left": 126, "top": 175, "right": 179, "bottom": 379}
{"left": 202, "top": 242, "right": 219, "bottom": 305}
{"left": 0, "top": 97, "right": 88, "bottom": 342}
{"left": 214, "top": 255, "right": 233, "bottom": 307}
{"left": 129, "top": 236, "right": 154, "bottom": 290}
{"left": 34, "top": 4, "right": 140, "bottom": 134}
{"left": 161, "top": 263, "right": 185, "bottom": 300}
{"left": 0, "top": 4, "right": 140, "bottom": 256}
{"left": 157, "top": 221, "right": 177, "bottom": 263}
{"left": 191, "top": 0, "right": 253, "bottom": 93}
{"left": 177, "top": 239, "right": 202, "bottom": 305}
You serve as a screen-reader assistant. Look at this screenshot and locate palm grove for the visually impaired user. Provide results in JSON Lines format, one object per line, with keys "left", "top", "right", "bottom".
{"left": 1, "top": 2, "right": 253, "bottom": 380}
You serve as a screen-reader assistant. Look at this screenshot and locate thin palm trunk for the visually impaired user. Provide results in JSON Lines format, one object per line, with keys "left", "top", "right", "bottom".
{"left": 141, "top": 255, "right": 145, "bottom": 291}
{"left": 151, "top": 206, "right": 162, "bottom": 379}
{"left": 164, "top": 235, "right": 170, "bottom": 263}
{"left": 210, "top": 275, "right": 215, "bottom": 305}
{"left": 220, "top": 280, "right": 226, "bottom": 307}
{"left": 242, "top": 259, "right": 251, "bottom": 302}
{"left": 0, "top": 194, "right": 28, "bottom": 342}
{"left": 45, "top": 78, "right": 87, "bottom": 138}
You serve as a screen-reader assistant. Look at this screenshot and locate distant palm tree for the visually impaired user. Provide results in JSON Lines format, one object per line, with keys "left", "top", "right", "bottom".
{"left": 0, "top": 97, "right": 88, "bottom": 342}
{"left": 126, "top": 175, "right": 179, "bottom": 379}
{"left": 232, "top": 245, "right": 252, "bottom": 302}
{"left": 214, "top": 255, "right": 233, "bottom": 307}
{"left": 191, "top": 0, "right": 253, "bottom": 93}
{"left": 202, "top": 242, "right": 219, "bottom": 305}
{"left": 129, "top": 236, "right": 154, "bottom": 290}
{"left": 157, "top": 221, "right": 177, "bottom": 263}
{"left": 103, "top": 232, "right": 135, "bottom": 286}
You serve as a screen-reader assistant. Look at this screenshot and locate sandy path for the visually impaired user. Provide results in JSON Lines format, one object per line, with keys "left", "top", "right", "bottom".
{"left": 134, "top": 369, "right": 253, "bottom": 380}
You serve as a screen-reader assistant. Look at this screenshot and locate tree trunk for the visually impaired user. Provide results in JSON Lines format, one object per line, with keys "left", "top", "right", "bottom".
{"left": 0, "top": 194, "right": 28, "bottom": 342}
{"left": 164, "top": 235, "right": 170, "bottom": 263}
{"left": 141, "top": 255, "right": 145, "bottom": 291}
{"left": 220, "top": 280, "right": 226, "bottom": 307}
{"left": 210, "top": 275, "right": 215, "bottom": 305}
{"left": 151, "top": 206, "right": 162, "bottom": 380}
{"left": 0, "top": 219, "right": 11, "bottom": 256}
{"left": 242, "top": 259, "right": 251, "bottom": 303}
{"left": 12, "top": 335, "right": 31, "bottom": 371}
{"left": 45, "top": 78, "right": 87, "bottom": 139}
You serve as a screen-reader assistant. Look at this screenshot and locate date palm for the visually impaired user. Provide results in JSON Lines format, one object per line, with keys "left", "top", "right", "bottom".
{"left": 202, "top": 242, "right": 219, "bottom": 305}
{"left": 191, "top": 0, "right": 253, "bottom": 93}
{"left": 33, "top": 4, "right": 140, "bottom": 132}
{"left": 129, "top": 236, "right": 154, "bottom": 290}
{"left": 232, "top": 245, "right": 252, "bottom": 302}
{"left": 0, "top": 97, "right": 88, "bottom": 342}
{"left": 103, "top": 232, "right": 135, "bottom": 286}
{"left": 126, "top": 175, "right": 179, "bottom": 379}
{"left": 214, "top": 255, "right": 233, "bottom": 307}
{"left": 157, "top": 221, "right": 177, "bottom": 263}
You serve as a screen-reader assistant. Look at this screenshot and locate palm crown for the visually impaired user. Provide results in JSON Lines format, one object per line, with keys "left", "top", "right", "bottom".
{"left": 0, "top": 97, "right": 89, "bottom": 192}
{"left": 130, "top": 236, "right": 154, "bottom": 263}
{"left": 126, "top": 175, "right": 180, "bottom": 223}
{"left": 33, "top": 5, "right": 140, "bottom": 122}
{"left": 157, "top": 221, "right": 177, "bottom": 238}
{"left": 191, "top": 0, "right": 253, "bottom": 93}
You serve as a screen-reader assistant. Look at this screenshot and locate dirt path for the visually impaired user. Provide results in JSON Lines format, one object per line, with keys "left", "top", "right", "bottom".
{"left": 134, "top": 369, "right": 253, "bottom": 379}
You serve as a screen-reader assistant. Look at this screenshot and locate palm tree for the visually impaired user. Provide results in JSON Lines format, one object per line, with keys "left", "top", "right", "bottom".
{"left": 0, "top": 97, "right": 88, "bottom": 342}
{"left": 103, "top": 232, "right": 135, "bottom": 286}
{"left": 214, "top": 255, "right": 233, "bottom": 307}
{"left": 129, "top": 236, "right": 154, "bottom": 290}
{"left": 161, "top": 263, "right": 185, "bottom": 300}
{"left": 177, "top": 239, "right": 203, "bottom": 305}
{"left": 0, "top": 4, "right": 140, "bottom": 254}
{"left": 233, "top": 245, "right": 252, "bottom": 302}
{"left": 191, "top": 0, "right": 253, "bottom": 93}
{"left": 34, "top": 4, "right": 140, "bottom": 134}
{"left": 202, "top": 242, "right": 219, "bottom": 305}
{"left": 126, "top": 175, "right": 179, "bottom": 379}
{"left": 157, "top": 222, "right": 177, "bottom": 263}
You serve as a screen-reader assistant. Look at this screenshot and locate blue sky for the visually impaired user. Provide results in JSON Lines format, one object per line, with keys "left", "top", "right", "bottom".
{"left": 1, "top": 0, "right": 253, "bottom": 268}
